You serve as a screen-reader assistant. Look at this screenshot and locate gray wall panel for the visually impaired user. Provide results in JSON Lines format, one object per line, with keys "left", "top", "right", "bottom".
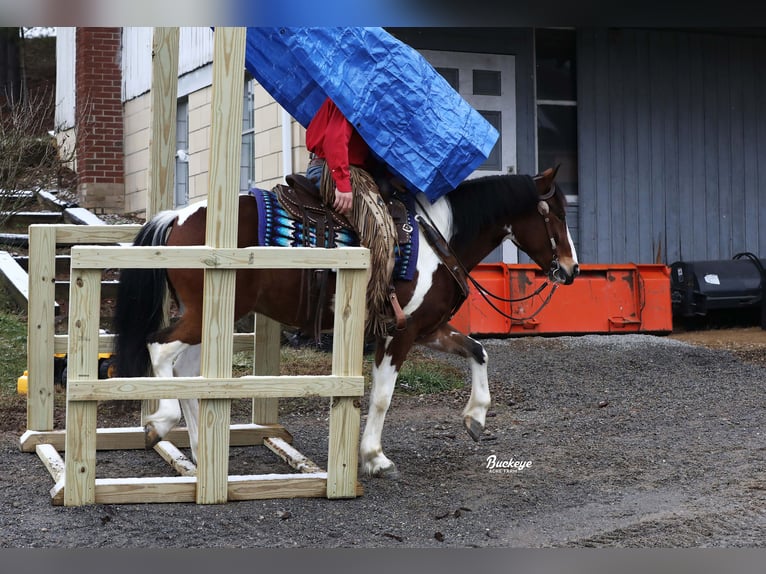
{"left": 578, "top": 29, "right": 766, "bottom": 264}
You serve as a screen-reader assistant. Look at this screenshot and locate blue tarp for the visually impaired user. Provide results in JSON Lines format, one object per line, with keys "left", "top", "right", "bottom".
{"left": 243, "top": 27, "right": 499, "bottom": 202}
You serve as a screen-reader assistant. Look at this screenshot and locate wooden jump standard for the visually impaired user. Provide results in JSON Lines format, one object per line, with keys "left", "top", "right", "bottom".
{"left": 54, "top": 244, "right": 367, "bottom": 506}
{"left": 23, "top": 28, "right": 369, "bottom": 505}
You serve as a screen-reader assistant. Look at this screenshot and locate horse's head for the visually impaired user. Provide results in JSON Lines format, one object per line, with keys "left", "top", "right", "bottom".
{"left": 509, "top": 166, "right": 579, "bottom": 285}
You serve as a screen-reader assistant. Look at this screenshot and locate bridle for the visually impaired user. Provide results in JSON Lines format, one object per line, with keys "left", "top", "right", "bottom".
{"left": 511, "top": 181, "right": 569, "bottom": 286}
{"left": 414, "top": 182, "right": 565, "bottom": 323}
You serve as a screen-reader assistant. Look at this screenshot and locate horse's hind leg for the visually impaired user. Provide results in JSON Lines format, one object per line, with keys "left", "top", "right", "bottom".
{"left": 144, "top": 340, "right": 189, "bottom": 448}
{"left": 420, "top": 323, "right": 490, "bottom": 442}
{"left": 174, "top": 344, "right": 201, "bottom": 464}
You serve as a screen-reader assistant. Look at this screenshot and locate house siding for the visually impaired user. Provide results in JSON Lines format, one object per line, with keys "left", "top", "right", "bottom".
{"left": 578, "top": 28, "right": 766, "bottom": 264}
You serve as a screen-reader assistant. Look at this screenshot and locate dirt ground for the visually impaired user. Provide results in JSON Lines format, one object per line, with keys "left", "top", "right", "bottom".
{"left": 1, "top": 321, "right": 765, "bottom": 548}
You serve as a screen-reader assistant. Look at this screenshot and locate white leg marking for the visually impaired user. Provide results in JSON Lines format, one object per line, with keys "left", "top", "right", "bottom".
{"left": 360, "top": 345, "right": 399, "bottom": 476}
{"left": 173, "top": 344, "right": 201, "bottom": 464}
{"left": 462, "top": 342, "right": 491, "bottom": 429}
{"left": 145, "top": 340, "right": 189, "bottom": 439}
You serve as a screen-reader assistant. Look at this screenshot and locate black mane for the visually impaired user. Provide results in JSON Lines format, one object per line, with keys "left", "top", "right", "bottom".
{"left": 446, "top": 174, "right": 540, "bottom": 247}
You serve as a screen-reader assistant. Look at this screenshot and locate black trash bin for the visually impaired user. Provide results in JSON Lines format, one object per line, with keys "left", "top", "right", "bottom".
{"left": 669, "top": 252, "right": 766, "bottom": 328}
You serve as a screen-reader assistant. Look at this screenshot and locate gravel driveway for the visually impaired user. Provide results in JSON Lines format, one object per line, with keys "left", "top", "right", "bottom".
{"left": 2, "top": 332, "right": 765, "bottom": 547}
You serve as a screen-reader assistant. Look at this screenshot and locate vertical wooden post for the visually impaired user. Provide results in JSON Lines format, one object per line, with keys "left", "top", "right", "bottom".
{"left": 326, "top": 267, "right": 367, "bottom": 498}
{"left": 146, "top": 26, "right": 179, "bottom": 219}
{"left": 142, "top": 27, "right": 179, "bottom": 425}
{"left": 63, "top": 266, "right": 101, "bottom": 506}
{"left": 252, "top": 313, "right": 281, "bottom": 425}
{"left": 26, "top": 225, "right": 56, "bottom": 431}
{"left": 196, "top": 27, "right": 246, "bottom": 504}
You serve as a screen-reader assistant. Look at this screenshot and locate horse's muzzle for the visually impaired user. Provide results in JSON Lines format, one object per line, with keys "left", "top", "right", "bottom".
{"left": 549, "top": 260, "right": 579, "bottom": 285}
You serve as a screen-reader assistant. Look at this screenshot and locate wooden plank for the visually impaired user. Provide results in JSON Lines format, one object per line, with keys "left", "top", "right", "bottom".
{"left": 50, "top": 480, "right": 64, "bottom": 505}
{"left": 54, "top": 331, "right": 255, "bottom": 354}
{"left": 19, "top": 423, "right": 292, "bottom": 452}
{"left": 67, "top": 374, "right": 364, "bottom": 401}
{"left": 147, "top": 27, "right": 180, "bottom": 219}
{"left": 228, "top": 473, "right": 363, "bottom": 500}
{"left": 69, "top": 245, "right": 370, "bottom": 270}
{"left": 196, "top": 26, "right": 246, "bottom": 505}
{"left": 51, "top": 474, "right": 361, "bottom": 505}
{"left": 52, "top": 477, "right": 196, "bottom": 506}
{"left": 264, "top": 437, "right": 322, "bottom": 474}
{"left": 252, "top": 313, "right": 282, "bottom": 425}
{"left": 35, "top": 443, "right": 65, "bottom": 482}
{"left": 94, "top": 477, "right": 197, "bottom": 505}
{"left": 0, "top": 250, "right": 30, "bottom": 308}
{"left": 63, "top": 207, "right": 106, "bottom": 226}
{"left": 155, "top": 440, "right": 197, "bottom": 476}
{"left": 53, "top": 224, "right": 142, "bottom": 245}
{"left": 326, "top": 268, "right": 366, "bottom": 499}
{"left": 27, "top": 225, "right": 56, "bottom": 431}
{"left": 63, "top": 268, "right": 102, "bottom": 505}
{"left": 227, "top": 474, "right": 328, "bottom": 500}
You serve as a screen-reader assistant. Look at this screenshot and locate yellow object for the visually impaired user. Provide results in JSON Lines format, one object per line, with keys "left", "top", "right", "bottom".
{"left": 16, "top": 353, "right": 114, "bottom": 394}
{"left": 17, "top": 371, "right": 28, "bottom": 395}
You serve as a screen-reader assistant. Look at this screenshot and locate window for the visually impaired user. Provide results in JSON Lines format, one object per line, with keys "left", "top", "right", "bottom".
{"left": 174, "top": 97, "right": 189, "bottom": 208}
{"left": 535, "top": 28, "right": 577, "bottom": 197}
{"left": 241, "top": 74, "right": 255, "bottom": 193}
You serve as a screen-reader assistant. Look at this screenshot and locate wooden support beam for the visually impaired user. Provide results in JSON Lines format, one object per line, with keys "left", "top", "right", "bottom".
{"left": 36, "top": 443, "right": 65, "bottom": 482}
{"left": 63, "top": 268, "right": 102, "bottom": 506}
{"left": 27, "top": 225, "right": 56, "bottom": 431}
{"left": 20, "top": 423, "right": 292, "bottom": 453}
{"left": 67, "top": 375, "right": 364, "bottom": 401}
{"left": 196, "top": 26, "right": 246, "bottom": 505}
{"left": 327, "top": 267, "right": 367, "bottom": 499}
{"left": 0, "top": 250, "right": 31, "bottom": 309}
{"left": 155, "top": 440, "right": 197, "bottom": 476}
{"left": 264, "top": 437, "right": 322, "bottom": 474}
{"left": 69, "top": 245, "right": 370, "bottom": 270}
{"left": 252, "top": 313, "right": 281, "bottom": 425}
{"left": 147, "top": 27, "right": 180, "bottom": 219}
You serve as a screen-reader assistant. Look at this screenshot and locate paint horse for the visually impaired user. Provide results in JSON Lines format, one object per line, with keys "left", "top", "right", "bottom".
{"left": 113, "top": 166, "right": 579, "bottom": 478}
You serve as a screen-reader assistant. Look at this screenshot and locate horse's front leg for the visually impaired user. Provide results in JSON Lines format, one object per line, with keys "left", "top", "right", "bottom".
{"left": 420, "top": 323, "right": 490, "bottom": 441}
{"left": 360, "top": 332, "right": 416, "bottom": 478}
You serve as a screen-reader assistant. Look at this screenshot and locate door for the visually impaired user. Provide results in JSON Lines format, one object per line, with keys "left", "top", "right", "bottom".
{"left": 418, "top": 50, "right": 518, "bottom": 262}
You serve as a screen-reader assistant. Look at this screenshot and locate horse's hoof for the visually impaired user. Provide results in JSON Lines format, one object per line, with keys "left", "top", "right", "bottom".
{"left": 144, "top": 423, "right": 161, "bottom": 449}
{"left": 464, "top": 416, "right": 483, "bottom": 442}
{"left": 375, "top": 464, "right": 400, "bottom": 480}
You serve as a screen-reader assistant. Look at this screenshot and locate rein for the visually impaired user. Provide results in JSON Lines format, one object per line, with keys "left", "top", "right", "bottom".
{"left": 414, "top": 190, "right": 560, "bottom": 323}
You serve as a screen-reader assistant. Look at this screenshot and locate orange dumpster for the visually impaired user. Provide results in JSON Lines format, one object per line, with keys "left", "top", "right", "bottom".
{"left": 450, "top": 263, "right": 672, "bottom": 336}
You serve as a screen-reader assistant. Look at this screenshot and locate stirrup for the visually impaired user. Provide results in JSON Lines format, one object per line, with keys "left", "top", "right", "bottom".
{"left": 389, "top": 287, "right": 407, "bottom": 331}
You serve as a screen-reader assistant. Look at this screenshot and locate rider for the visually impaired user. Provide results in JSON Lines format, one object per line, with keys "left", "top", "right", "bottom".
{"left": 305, "top": 96, "right": 398, "bottom": 337}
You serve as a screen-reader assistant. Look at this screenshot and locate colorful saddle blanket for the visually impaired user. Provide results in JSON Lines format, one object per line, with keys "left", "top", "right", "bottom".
{"left": 250, "top": 187, "right": 418, "bottom": 281}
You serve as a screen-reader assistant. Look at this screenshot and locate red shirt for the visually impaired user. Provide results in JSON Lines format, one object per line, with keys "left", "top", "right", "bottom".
{"left": 305, "top": 98, "right": 370, "bottom": 193}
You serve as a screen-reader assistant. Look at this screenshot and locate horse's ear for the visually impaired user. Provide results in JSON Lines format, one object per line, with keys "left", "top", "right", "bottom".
{"left": 534, "top": 164, "right": 559, "bottom": 195}
{"left": 535, "top": 164, "right": 560, "bottom": 182}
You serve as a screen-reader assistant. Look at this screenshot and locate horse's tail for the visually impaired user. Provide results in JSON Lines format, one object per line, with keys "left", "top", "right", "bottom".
{"left": 113, "top": 211, "right": 178, "bottom": 378}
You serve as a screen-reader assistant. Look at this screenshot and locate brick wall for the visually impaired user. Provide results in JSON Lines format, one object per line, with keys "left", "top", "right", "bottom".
{"left": 75, "top": 27, "right": 124, "bottom": 214}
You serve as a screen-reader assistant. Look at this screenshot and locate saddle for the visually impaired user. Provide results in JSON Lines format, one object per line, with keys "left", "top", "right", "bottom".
{"left": 278, "top": 173, "right": 413, "bottom": 246}
{"left": 275, "top": 172, "right": 410, "bottom": 338}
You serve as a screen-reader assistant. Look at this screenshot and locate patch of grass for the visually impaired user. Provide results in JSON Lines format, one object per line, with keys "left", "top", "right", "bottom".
{"left": 396, "top": 351, "right": 465, "bottom": 395}
{"left": 0, "top": 308, "right": 27, "bottom": 397}
{"left": 235, "top": 345, "right": 464, "bottom": 396}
